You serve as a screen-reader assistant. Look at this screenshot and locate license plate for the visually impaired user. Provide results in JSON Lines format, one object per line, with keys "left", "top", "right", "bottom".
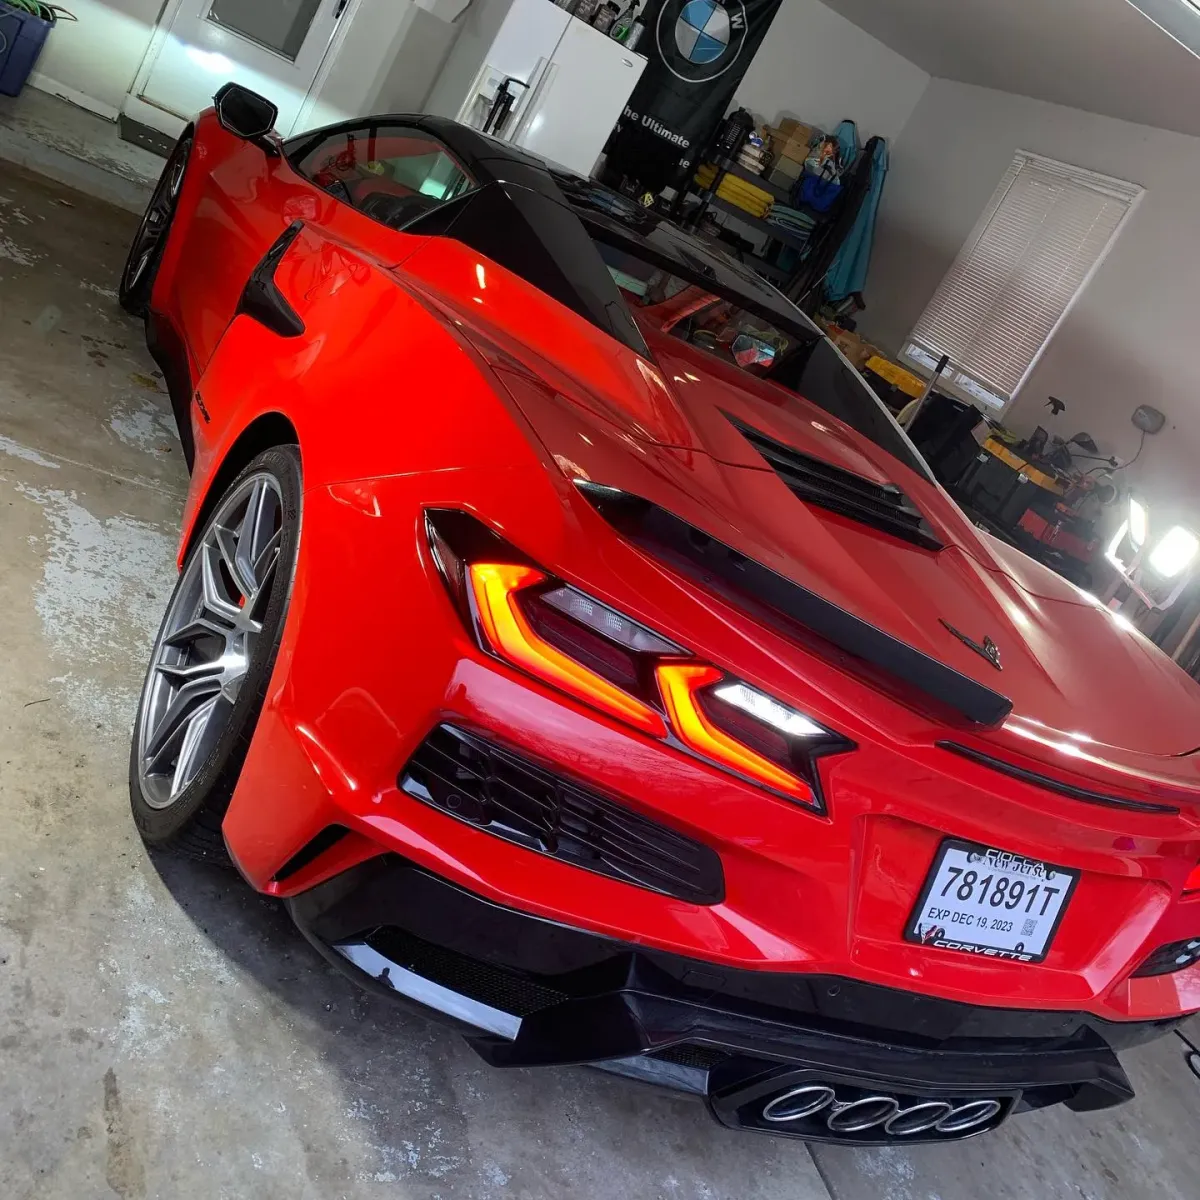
{"left": 905, "top": 839, "right": 1079, "bottom": 964}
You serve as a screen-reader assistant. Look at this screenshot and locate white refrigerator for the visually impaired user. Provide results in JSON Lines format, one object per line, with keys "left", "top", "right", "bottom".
{"left": 424, "top": 0, "right": 647, "bottom": 176}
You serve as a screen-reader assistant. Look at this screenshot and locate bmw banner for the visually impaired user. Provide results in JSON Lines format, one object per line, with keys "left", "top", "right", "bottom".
{"left": 603, "top": 0, "right": 783, "bottom": 193}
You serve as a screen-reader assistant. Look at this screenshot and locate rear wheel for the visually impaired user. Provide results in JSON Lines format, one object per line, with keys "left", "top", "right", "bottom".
{"left": 129, "top": 446, "right": 302, "bottom": 860}
{"left": 119, "top": 133, "right": 192, "bottom": 316}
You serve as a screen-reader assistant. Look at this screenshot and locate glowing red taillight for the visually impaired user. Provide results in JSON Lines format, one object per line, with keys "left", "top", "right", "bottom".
{"left": 467, "top": 561, "right": 667, "bottom": 737}
{"left": 426, "top": 508, "right": 852, "bottom": 811}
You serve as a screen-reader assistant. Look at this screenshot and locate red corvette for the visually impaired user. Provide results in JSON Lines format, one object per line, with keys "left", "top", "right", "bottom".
{"left": 123, "top": 85, "right": 1200, "bottom": 1145}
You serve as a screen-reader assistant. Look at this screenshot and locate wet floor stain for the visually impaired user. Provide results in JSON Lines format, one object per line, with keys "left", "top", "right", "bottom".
{"left": 14, "top": 482, "right": 175, "bottom": 729}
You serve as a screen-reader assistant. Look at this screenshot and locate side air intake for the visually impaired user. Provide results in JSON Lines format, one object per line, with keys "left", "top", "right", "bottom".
{"left": 401, "top": 724, "right": 725, "bottom": 905}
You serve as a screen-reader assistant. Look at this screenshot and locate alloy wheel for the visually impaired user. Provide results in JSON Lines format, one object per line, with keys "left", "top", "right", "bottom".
{"left": 136, "top": 472, "right": 283, "bottom": 809}
{"left": 123, "top": 138, "right": 191, "bottom": 297}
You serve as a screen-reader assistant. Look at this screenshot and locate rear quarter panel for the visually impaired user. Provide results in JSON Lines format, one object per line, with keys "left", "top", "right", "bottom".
{"left": 179, "top": 222, "right": 545, "bottom": 558}
{"left": 154, "top": 112, "right": 434, "bottom": 387}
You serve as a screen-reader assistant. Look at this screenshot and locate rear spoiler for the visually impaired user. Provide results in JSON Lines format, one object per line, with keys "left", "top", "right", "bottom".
{"left": 576, "top": 482, "right": 1013, "bottom": 728}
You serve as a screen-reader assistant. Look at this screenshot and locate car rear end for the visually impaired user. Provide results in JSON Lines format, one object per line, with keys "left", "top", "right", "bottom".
{"left": 215, "top": 162, "right": 1200, "bottom": 1146}
{"left": 240, "top": 442, "right": 1200, "bottom": 1147}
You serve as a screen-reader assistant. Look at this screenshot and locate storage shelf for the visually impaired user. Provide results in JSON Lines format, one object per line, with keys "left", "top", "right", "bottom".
{"left": 708, "top": 195, "right": 813, "bottom": 252}
{"left": 716, "top": 159, "right": 792, "bottom": 203}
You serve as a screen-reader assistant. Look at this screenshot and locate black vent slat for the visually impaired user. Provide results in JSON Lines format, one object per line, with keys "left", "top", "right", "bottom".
{"left": 401, "top": 725, "right": 724, "bottom": 905}
{"left": 366, "top": 925, "right": 568, "bottom": 1016}
{"left": 581, "top": 812, "right": 704, "bottom": 876}
{"left": 648, "top": 1043, "right": 731, "bottom": 1071}
{"left": 727, "top": 414, "right": 943, "bottom": 551}
{"left": 565, "top": 795, "right": 697, "bottom": 859}
{"left": 588, "top": 826, "right": 700, "bottom": 878}
{"left": 420, "top": 738, "right": 489, "bottom": 786}
{"left": 573, "top": 829, "right": 692, "bottom": 881}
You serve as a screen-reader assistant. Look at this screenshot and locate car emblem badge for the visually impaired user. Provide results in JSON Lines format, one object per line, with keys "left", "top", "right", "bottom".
{"left": 940, "top": 620, "right": 1002, "bottom": 671}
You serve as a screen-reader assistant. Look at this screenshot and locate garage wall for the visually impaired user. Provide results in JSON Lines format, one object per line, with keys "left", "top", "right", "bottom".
{"left": 299, "top": 0, "right": 421, "bottom": 130}
{"left": 733, "top": 0, "right": 929, "bottom": 142}
{"left": 371, "top": 9, "right": 461, "bottom": 115}
{"left": 862, "top": 78, "right": 1200, "bottom": 506}
{"left": 29, "top": 0, "right": 163, "bottom": 118}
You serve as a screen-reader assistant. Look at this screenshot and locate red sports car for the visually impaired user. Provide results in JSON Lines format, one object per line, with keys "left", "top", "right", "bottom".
{"left": 123, "top": 85, "right": 1200, "bottom": 1145}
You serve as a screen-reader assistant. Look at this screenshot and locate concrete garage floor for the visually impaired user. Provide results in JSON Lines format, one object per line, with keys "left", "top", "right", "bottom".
{"left": 1, "top": 159, "right": 1199, "bottom": 1200}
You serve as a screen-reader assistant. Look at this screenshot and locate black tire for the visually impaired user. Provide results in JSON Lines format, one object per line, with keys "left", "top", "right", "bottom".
{"left": 129, "top": 446, "right": 302, "bottom": 860}
{"left": 119, "top": 132, "right": 192, "bottom": 317}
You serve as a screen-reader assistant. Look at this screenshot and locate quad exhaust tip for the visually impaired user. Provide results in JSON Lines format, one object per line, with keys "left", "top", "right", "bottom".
{"left": 761, "top": 1085, "right": 1003, "bottom": 1138}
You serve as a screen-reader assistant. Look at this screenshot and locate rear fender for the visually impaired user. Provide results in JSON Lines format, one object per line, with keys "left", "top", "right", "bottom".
{"left": 177, "top": 222, "right": 542, "bottom": 563}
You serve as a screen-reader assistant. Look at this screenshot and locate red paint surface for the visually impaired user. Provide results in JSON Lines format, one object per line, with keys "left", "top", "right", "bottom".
{"left": 153, "top": 110, "right": 1200, "bottom": 1024}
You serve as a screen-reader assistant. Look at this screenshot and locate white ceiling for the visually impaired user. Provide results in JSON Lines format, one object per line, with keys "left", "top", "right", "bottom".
{"left": 817, "top": 0, "right": 1200, "bottom": 138}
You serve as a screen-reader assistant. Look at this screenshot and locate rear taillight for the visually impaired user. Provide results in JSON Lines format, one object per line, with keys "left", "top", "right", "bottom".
{"left": 1185, "top": 863, "right": 1200, "bottom": 893}
{"left": 656, "top": 663, "right": 852, "bottom": 811}
{"left": 658, "top": 664, "right": 814, "bottom": 804}
{"left": 425, "top": 509, "right": 852, "bottom": 810}
{"left": 467, "top": 562, "right": 668, "bottom": 737}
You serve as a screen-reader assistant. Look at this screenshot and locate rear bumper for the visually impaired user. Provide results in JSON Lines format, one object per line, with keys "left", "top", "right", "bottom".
{"left": 286, "top": 854, "right": 1176, "bottom": 1144}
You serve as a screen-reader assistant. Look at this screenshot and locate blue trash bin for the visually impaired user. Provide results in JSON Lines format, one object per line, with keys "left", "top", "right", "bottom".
{"left": 0, "top": 2, "right": 53, "bottom": 98}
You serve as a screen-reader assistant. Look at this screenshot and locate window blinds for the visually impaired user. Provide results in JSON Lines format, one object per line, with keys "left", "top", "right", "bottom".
{"left": 903, "top": 152, "right": 1142, "bottom": 412}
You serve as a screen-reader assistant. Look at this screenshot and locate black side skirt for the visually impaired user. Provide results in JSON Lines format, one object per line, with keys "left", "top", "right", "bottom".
{"left": 145, "top": 310, "right": 196, "bottom": 471}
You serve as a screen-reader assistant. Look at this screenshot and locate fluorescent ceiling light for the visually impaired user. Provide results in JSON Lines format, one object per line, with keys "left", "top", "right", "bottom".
{"left": 1148, "top": 525, "right": 1199, "bottom": 578}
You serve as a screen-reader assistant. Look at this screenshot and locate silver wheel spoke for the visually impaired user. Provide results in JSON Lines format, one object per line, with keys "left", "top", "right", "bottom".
{"left": 155, "top": 658, "right": 225, "bottom": 684}
{"left": 163, "top": 615, "right": 231, "bottom": 648}
{"left": 136, "top": 469, "right": 286, "bottom": 810}
{"left": 254, "top": 527, "right": 283, "bottom": 579}
{"left": 201, "top": 543, "right": 249, "bottom": 626}
{"left": 170, "top": 696, "right": 229, "bottom": 798}
{"left": 144, "top": 675, "right": 223, "bottom": 767}
{"left": 214, "top": 524, "right": 258, "bottom": 603}
{"left": 237, "top": 478, "right": 278, "bottom": 591}
{"left": 249, "top": 528, "right": 283, "bottom": 620}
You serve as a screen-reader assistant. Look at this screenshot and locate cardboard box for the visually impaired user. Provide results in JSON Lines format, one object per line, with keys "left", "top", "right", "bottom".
{"left": 825, "top": 326, "right": 881, "bottom": 372}
{"left": 768, "top": 120, "right": 818, "bottom": 165}
{"left": 770, "top": 154, "right": 804, "bottom": 180}
{"left": 768, "top": 154, "right": 803, "bottom": 192}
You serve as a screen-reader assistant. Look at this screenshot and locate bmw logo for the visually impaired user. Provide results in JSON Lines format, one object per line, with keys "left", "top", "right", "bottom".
{"left": 657, "top": 0, "right": 748, "bottom": 83}
{"left": 676, "top": 0, "right": 729, "bottom": 63}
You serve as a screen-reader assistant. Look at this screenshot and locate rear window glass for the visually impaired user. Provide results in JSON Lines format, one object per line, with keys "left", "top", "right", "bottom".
{"left": 599, "top": 242, "right": 795, "bottom": 375}
{"left": 595, "top": 240, "right": 929, "bottom": 479}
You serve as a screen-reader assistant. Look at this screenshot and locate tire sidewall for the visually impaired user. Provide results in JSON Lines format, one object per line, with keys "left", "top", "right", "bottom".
{"left": 129, "top": 446, "right": 303, "bottom": 845}
{"left": 119, "top": 133, "right": 192, "bottom": 316}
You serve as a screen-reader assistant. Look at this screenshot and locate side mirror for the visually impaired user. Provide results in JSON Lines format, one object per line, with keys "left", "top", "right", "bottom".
{"left": 214, "top": 83, "right": 279, "bottom": 151}
{"left": 731, "top": 332, "right": 778, "bottom": 371}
